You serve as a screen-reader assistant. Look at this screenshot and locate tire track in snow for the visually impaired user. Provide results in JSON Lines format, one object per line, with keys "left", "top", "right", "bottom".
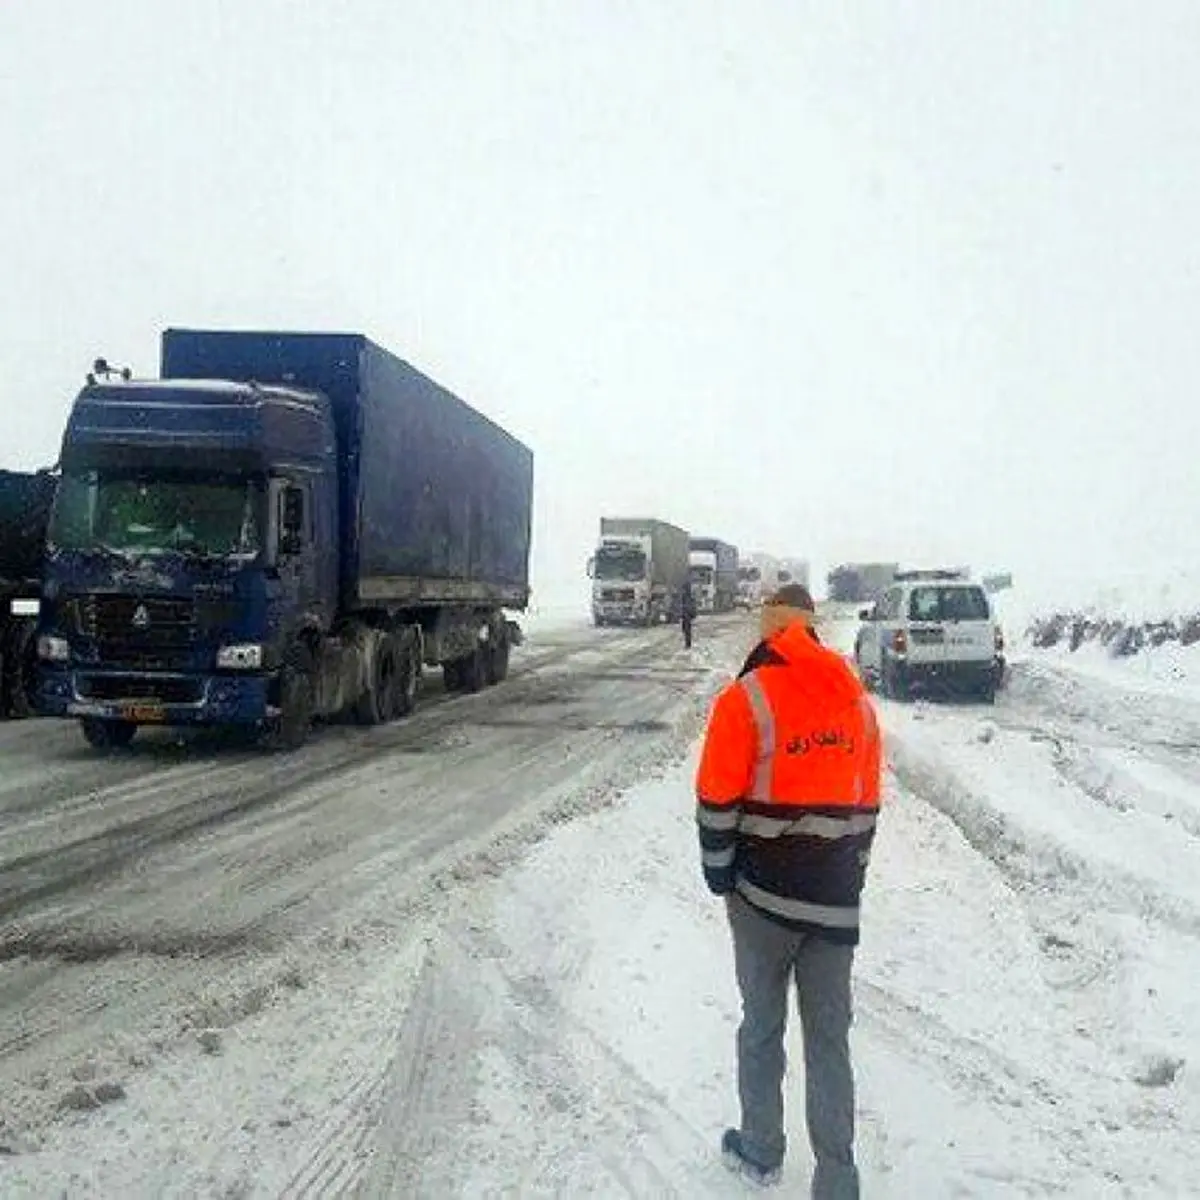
{"left": 352, "top": 928, "right": 722, "bottom": 1199}
{"left": 887, "top": 738, "right": 1200, "bottom": 940}
{"left": 0, "top": 618, "right": 751, "bottom": 1146}
{"left": 0, "top": 626, "right": 681, "bottom": 931}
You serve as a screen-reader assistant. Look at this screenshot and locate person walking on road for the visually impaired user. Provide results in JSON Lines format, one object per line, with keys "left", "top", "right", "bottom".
{"left": 680, "top": 580, "right": 698, "bottom": 649}
{"left": 694, "top": 583, "right": 882, "bottom": 1196}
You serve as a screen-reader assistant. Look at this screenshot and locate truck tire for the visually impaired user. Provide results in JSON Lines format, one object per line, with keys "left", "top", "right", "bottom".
{"left": 266, "top": 643, "right": 315, "bottom": 751}
{"left": 459, "top": 644, "right": 486, "bottom": 693}
{"left": 443, "top": 658, "right": 464, "bottom": 692}
{"left": 486, "top": 632, "right": 510, "bottom": 685}
{"left": 393, "top": 635, "right": 419, "bottom": 718}
{"left": 81, "top": 718, "right": 137, "bottom": 750}
{"left": 7, "top": 621, "right": 37, "bottom": 719}
{"left": 355, "top": 633, "right": 414, "bottom": 725}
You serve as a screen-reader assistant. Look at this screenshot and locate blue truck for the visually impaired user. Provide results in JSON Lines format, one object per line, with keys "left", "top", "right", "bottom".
{"left": 0, "top": 468, "right": 56, "bottom": 718}
{"left": 36, "top": 330, "right": 534, "bottom": 751}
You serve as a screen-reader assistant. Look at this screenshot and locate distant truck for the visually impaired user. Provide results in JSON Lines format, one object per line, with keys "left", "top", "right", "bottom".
{"left": 736, "top": 553, "right": 778, "bottom": 609}
{"left": 36, "top": 330, "right": 533, "bottom": 751}
{"left": 588, "top": 517, "right": 689, "bottom": 626}
{"left": 0, "top": 468, "right": 56, "bottom": 718}
{"left": 827, "top": 562, "right": 898, "bottom": 604}
{"left": 774, "top": 558, "right": 811, "bottom": 593}
{"left": 688, "top": 537, "right": 739, "bottom": 614}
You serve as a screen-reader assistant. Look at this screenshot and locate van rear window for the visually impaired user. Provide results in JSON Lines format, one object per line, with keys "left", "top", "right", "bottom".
{"left": 909, "top": 586, "right": 990, "bottom": 622}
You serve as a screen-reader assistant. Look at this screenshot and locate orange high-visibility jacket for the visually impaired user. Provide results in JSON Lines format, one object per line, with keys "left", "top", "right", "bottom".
{"left": 695, "top": 620, "right": 882, "bottom": 944}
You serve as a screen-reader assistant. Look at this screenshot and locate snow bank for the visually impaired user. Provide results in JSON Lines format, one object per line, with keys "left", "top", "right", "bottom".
{"left": 1030, "top": 634, "right": 1200, "bottom": 698}
{"left": 454, "top": 742, "right": 1198, "bottom": 1193}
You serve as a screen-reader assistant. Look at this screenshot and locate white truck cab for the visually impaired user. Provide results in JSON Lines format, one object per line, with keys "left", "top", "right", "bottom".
{"left": 591, "top": 534, "right": 655, "bottom": 624}
{"left": 688, "top": 548, "right": 718, "bottom": 613}
{"left": 854, "top": 569, "right": 1004, "bottom": 702}
{"left": 736, "top": 564, "right": 763, "bottom": 609}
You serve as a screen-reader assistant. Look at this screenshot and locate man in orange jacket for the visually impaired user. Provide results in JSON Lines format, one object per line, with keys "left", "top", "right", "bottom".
{"left": 696, "top": 584, "right": 882, "bottom": 1196}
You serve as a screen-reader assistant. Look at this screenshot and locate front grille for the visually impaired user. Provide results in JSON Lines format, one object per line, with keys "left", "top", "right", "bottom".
{"left": 73, "top": 593, "right": 198, "bottom": 671}
{"left": 77, "top": 674, "right": 203, "bottom": 704}
{"left": 602, "top": 588, "right": 635, "bottom": 602}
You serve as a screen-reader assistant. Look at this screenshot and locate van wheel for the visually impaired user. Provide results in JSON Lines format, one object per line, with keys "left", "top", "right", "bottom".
{"left": 81, "top": 718, "right": 137, "bottom": 750}
{"left": 883, "top": 658, "right": 908, "bottom": 701}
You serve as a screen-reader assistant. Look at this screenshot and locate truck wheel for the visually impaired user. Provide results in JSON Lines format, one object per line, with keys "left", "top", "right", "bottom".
{"left": 81, "top": 718, "right": 136, "bottom": 750}
{"left": 394, "top": 637, "right": 419, "bottom": 717}
{"left": 459, "top": 644, "right": 486, "bottom": 693}
{"left": 355, "top": 635, "right": 404, "bottom": 725}
{"left": 487, "top": 634, "right": 510, "bottom": 685}
{"left": 9, "top": 624, "right": 38, "bottom": 715}
{"left": 443, "top": 659, "right": 464, "bottom": 692}
{"left": 267, "top": 644, "right": 314, "bottom": 751}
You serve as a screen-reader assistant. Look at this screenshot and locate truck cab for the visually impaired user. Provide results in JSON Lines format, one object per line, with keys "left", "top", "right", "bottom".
{"left": 589, "top": 535, "right": 653, "bottom": 625}
{"left": 36, "top": 378, "right": 340, "bottom": 748}
{"left": 736, "top": 564, "right": 762, "bottom": 609}
{"left": 688, "top": 549, "right": 718, "bottom": 614}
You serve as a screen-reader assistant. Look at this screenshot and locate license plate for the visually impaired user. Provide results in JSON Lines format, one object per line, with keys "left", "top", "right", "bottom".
{"left": 123, "top": 703, "right": 166, "bottom": 723}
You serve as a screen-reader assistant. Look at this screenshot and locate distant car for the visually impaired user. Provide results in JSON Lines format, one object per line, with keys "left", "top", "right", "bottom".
{"left": 854, "top": 575, "right": 1004, "bottom": 703}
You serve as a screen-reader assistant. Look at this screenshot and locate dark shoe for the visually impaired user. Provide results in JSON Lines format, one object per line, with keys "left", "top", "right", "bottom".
{"left": 721, "top": 1128, "right": 782, "bottom": 1188}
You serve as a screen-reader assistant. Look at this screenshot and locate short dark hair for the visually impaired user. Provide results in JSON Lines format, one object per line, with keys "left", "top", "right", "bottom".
{"left": 766, "top": 583, "right": 815, "bottom": 612}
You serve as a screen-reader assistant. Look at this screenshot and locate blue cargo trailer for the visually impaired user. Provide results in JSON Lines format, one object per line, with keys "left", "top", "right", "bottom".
{"left": 37, "top": 330, "right": 533, "bottom": 751}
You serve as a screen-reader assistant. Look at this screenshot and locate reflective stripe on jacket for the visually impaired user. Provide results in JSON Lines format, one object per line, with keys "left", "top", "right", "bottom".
{"left": 695, "top": 620, "right": 882, "bottom": 944}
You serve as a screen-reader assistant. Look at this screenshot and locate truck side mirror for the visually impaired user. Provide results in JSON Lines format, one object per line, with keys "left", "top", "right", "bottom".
{"left": 279, "top": 487, "right": 305, "bottom": 557}
{"left": 586, "top": 557, "right": 595, "bottom": 579}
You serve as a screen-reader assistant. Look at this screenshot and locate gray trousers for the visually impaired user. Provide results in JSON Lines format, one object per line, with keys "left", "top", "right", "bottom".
{"left": 726, "top": 893, "right": 860, "bottom": 1199}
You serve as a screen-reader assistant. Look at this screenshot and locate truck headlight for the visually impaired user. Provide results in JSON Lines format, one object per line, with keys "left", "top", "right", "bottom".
{"left": 10, "top": 598, "right": 39, "bottom": 617}
{"left": 37, "top": 635, "right": 70, "bottom": 662}
{"left": 216, "top": 643, "right": 264, "bottom": 670}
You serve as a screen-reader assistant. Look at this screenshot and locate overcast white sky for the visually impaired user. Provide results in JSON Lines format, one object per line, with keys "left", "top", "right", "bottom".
{"left": 3, "top": 1, "right": 1199, "bottom": 601}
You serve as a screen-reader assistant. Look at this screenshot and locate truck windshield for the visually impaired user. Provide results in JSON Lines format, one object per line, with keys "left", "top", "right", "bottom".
{"left": 595, "top": 548, "right": 646, "bottom": 581}
{"left": 49, "top": 470, "right": 261, "bottom": 559}
{"left": 690, "top": 565, "right": 714, "bottom": 585}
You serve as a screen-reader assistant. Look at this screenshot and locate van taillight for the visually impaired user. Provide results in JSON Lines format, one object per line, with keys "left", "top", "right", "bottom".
{"left": 891, "top": 630, "right": 908, "bottom": 654}
{"left": 995, "top": 628, "right": 1005, "bottom": 652}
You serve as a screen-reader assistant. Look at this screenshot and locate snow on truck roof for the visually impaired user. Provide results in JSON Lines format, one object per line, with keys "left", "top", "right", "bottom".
{"left": 82, "top": 378, "right": 325, "bottom": 405}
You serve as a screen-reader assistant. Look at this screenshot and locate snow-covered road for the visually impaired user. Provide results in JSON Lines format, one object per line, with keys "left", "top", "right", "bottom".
{"left": 1, "top": 613, "right": 1196, "bottom": 1196}
{"left": 0, "top": 615, "right": 742, "bottom": 1166}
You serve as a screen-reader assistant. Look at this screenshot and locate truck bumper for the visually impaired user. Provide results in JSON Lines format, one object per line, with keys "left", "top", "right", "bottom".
{"left": 592, "top": 603, "right": 650, "bottom": 625}
{"left": 38, "top": 667, "right": 274, "bottom": 727}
